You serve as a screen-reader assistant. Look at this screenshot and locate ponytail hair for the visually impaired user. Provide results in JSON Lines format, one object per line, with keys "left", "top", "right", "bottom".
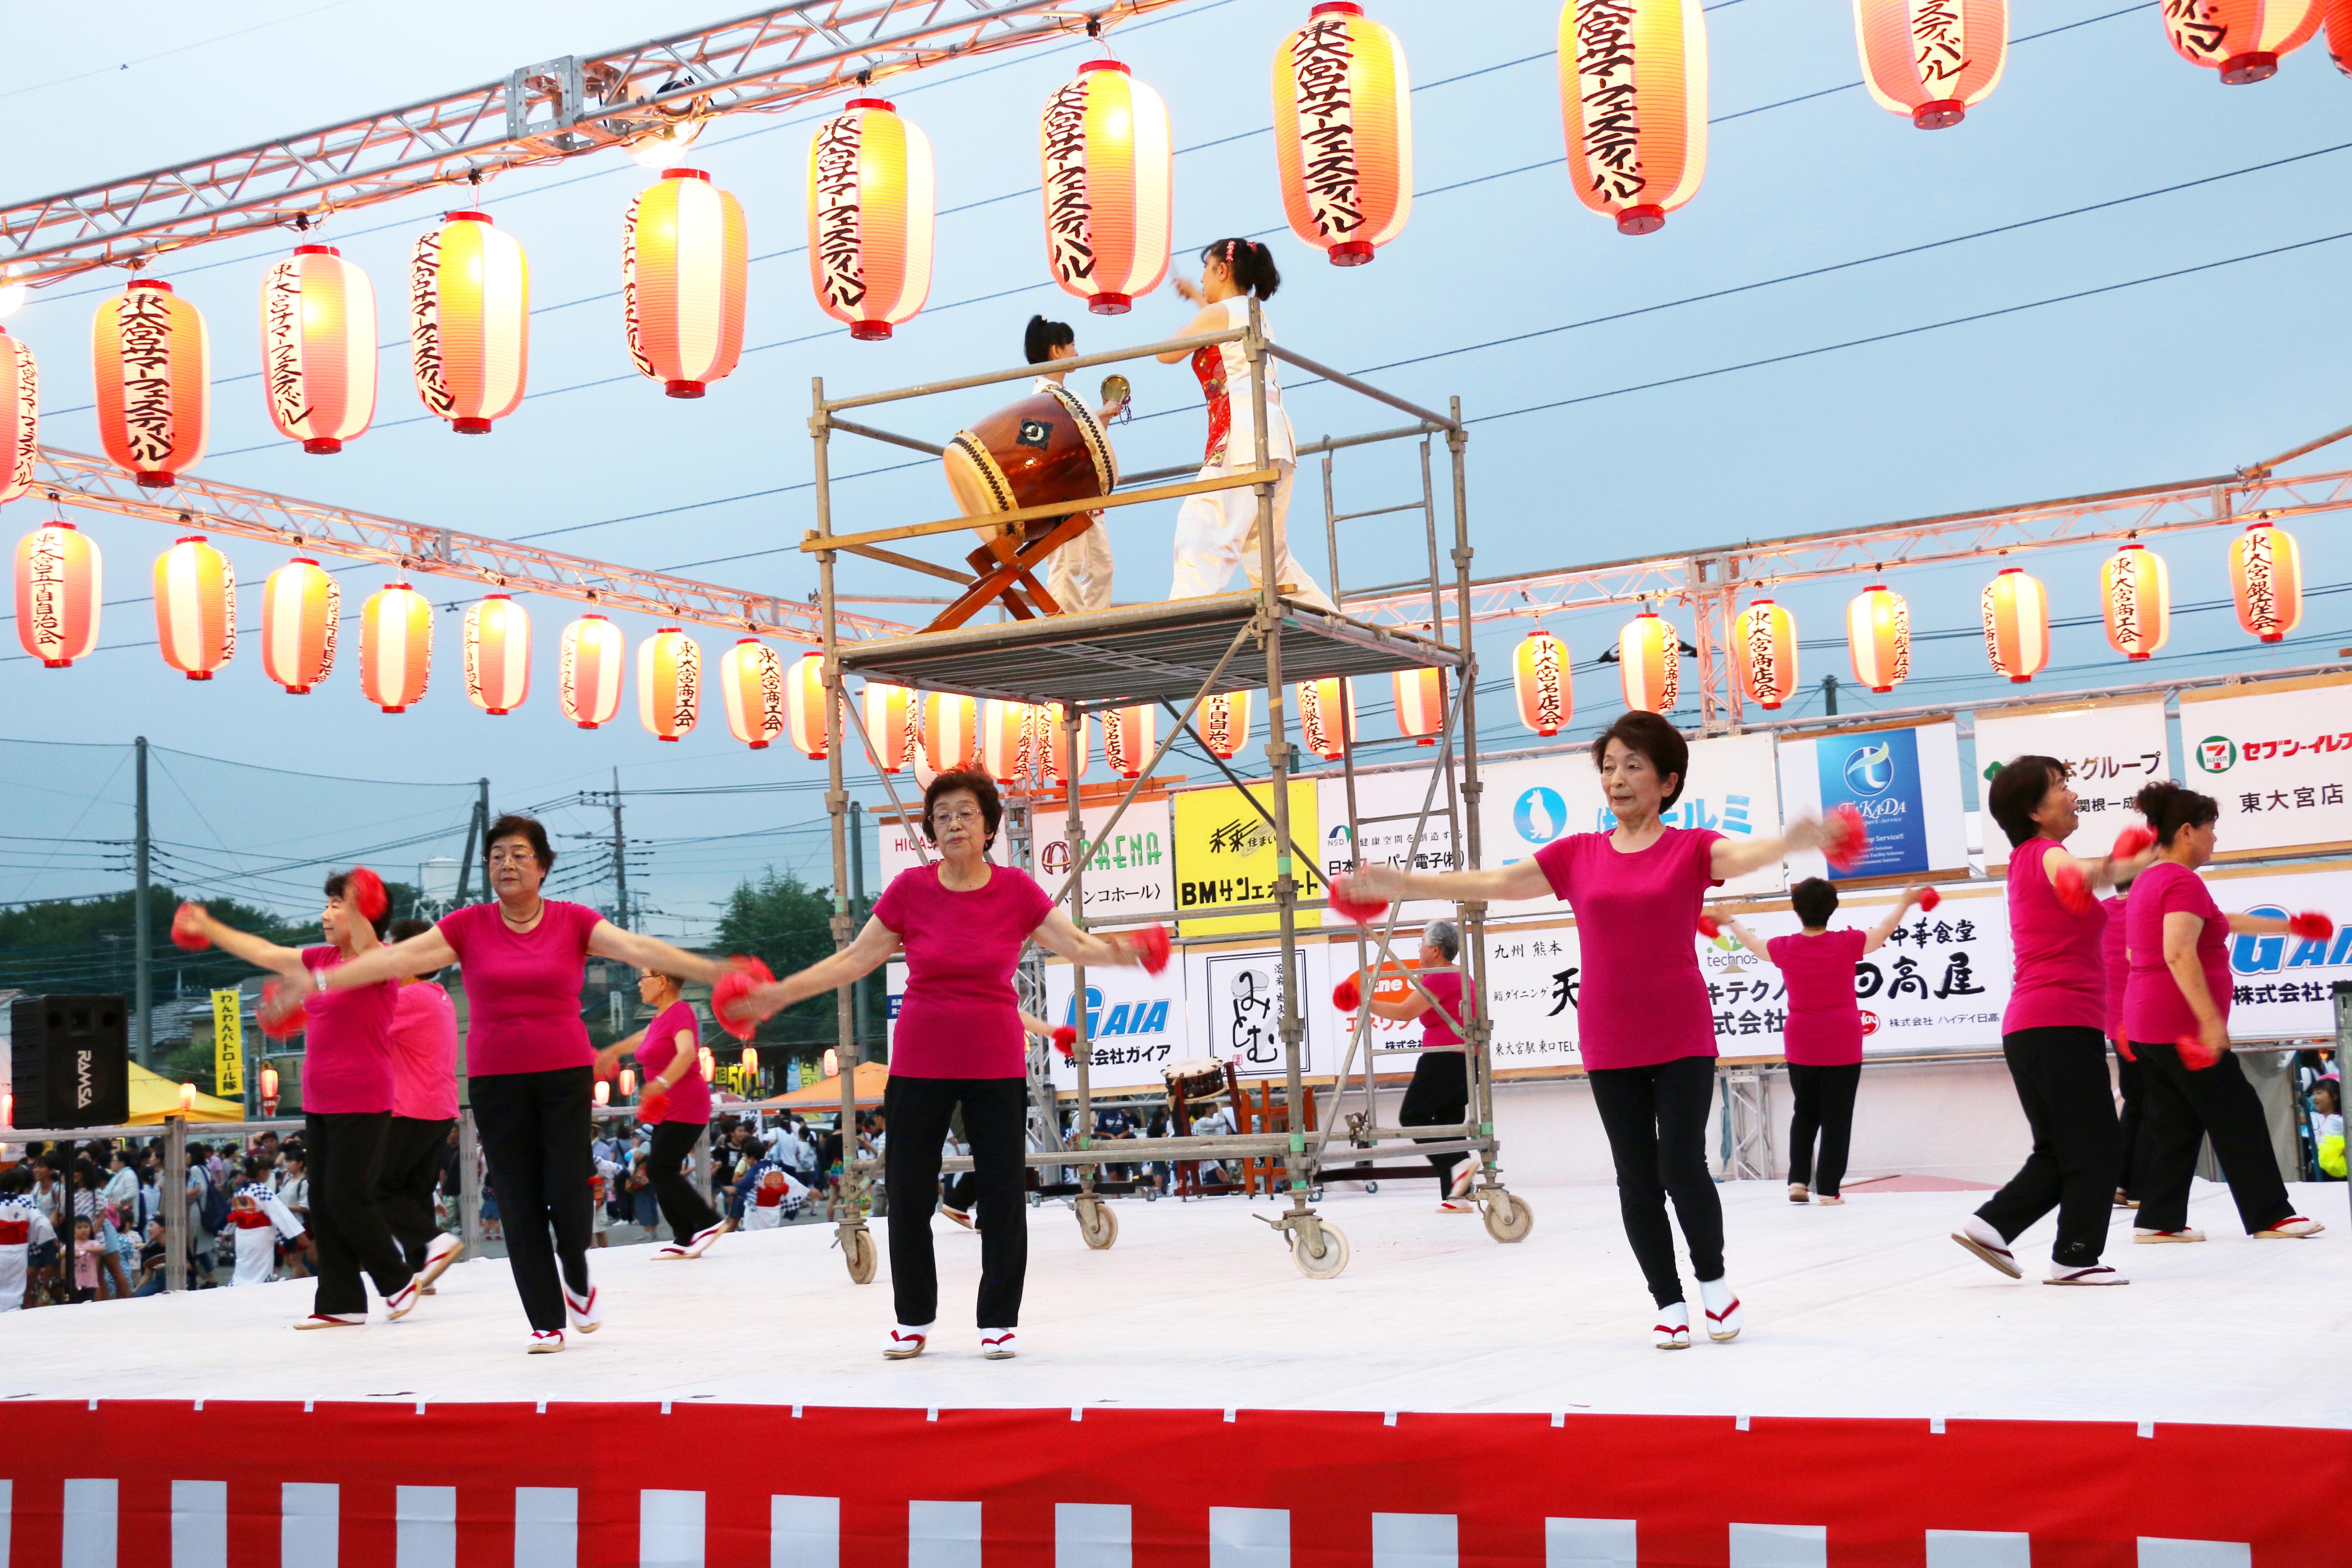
{"left": 1203, "top": 238, "right": 1280, "bottom": 299}
{"left": 2132, "top": 779, "right": 2219, "bottom": 848}
{"left": 1024, "top": 314, "right": 1073, "bottom": 365}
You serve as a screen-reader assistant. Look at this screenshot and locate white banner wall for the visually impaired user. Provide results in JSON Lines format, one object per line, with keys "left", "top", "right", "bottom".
{"left": 2180, "top": 675, "right": 2352, "bottom": 858}
{"left": 1972, "top": 698, "right": 2172, "bottom": 869}
{"left": 1034, "top": 798, "right": 1175, "bottom": 922}
{"left": 1315, "top": 765, "right": 1461, "bottom": 922}
{"left": 1779, "top": 720, "right": 1970, "bottom": 884}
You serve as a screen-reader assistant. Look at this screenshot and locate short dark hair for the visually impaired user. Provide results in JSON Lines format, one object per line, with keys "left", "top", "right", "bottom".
{"left": 324, "top": 870, "right": 390, "bottom": 939}
{"left": 1589, "top": 711, "right": 1690, "bottom": 811}
{"left": 1024, "top": 314, "right": 1073, "bottom": 364}
{"left": 922, "top": 768, "right": 1003, "bottom": 850}
{"left": 242, "top": 1156, "right": 265, "bottom": 1182}
{"left": 1791, "top": 877, "right": 1839, "bottom": 928}
{"left": 1987, "top": 755, "right": 2070, "bottom": 848}
{"left": 484, "top": 812, "right": 555, "bottom": 873}
{"left": 1202, "top": 237, "right": 1280, "bottom": 299}
{"left": 2132, "top": 779, "right": 2219, "bottom": 848}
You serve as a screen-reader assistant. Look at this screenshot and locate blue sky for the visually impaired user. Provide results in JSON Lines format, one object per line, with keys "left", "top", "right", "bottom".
{"left": 2, "top": 0, "right": 2346, "bottom": 936}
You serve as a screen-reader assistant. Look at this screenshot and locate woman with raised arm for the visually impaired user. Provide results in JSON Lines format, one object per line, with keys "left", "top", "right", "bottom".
{"left": 1333, "top": 712, "right": 1858, "bottom": 1351}
{"left": 2122, "top": 780, "right": 2329, "bottom": 1246}
{"left": 734, "top": 768, "right": 1166, "bottom": 1363}
{"left": 596, "top": 966, "right": 728, "bottom": 1261}
{"left": 1155, "top": 238, "right": 1334, "bottom": 611}
{"left": 176, "top": 870, "right": 421, "bottom": 1329}
{"left": 1335, "top": 919, "right": 1479, "bottom": 1212}
{"left": 253, "top": 814, "right": 734, "bottom": 1353}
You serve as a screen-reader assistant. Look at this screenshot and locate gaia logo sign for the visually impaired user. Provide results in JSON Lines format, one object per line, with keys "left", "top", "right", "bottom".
{"left": 1513, "top": 786, "right": 1567, "bottom": 845}
{"left": 2196, "top": 735, "right": 2238, "bottom": 774}
{"left": 1844, "top": 741, "right": 1897, "bottom": 796}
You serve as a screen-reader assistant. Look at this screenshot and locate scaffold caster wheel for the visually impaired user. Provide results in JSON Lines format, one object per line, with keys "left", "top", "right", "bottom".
{"left": 1292, "top": 1221, "right": 1351, "bottom": 1280}
{"left": 1365, "top": 1181, "right": 1379, "bottom": 1194}
{"left": 1307, "top": 1185, "right": 1325, "bottom": 1204}
{"left": 842, "top": 1226, "right": 878, "bottom": 1284}
{"left": 1482, "top": 1190, "right": 1534, "bottom": 1243}
{"left": 1076, "top": 1196, "right": 1118, "bottom": 1250}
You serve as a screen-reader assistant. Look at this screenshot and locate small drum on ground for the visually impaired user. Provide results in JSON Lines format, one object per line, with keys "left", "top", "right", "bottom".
{"left": 1163, "top": 1057, "right": 1226, "bottom": 1106}
{"left": 943, "top": 384, "right": 1118, "bottom": 546}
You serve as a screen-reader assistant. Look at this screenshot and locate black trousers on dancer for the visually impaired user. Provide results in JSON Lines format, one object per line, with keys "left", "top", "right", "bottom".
{"left": 882, "top": 1075, "right": 1026, "bottom": 1329}
{"left": 303, "top": 1111, "right": 414, "bottom": 1316}
{"left": 1399, "top": 1049, "right": 1470, "bottom": 1194}
{"left": 2115, "top": 1045, "right": 2146, "bottom": 1201}
{"left": 2128, "top": 1041, "right": 2294, "bottom": 1235}
{"left": 1588, "top": 1056, "right": 1724, "bottom": 1309}
{"left": 646, "top": 1119, "right": 721, "bottom": 1242}
{"left": 374, "top": 1115, "right": 455, "bottom": 1273}
{"left": 1976, "top": 1026, "right": 2119, "bottom": 1267}
{"left": 470, "top": 1066, "right": 594, "bottom": 1332}
{"left": 1785, "top": 1063, "right": 1861, "bottom": 1197}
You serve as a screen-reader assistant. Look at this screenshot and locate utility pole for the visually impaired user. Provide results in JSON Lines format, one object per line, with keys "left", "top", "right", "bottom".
{"left": 609, "top": 768, "right": 629, "bottom": 929}
{"left": 849, "top": 802, "right": 869, "bottom": 1057}
{"left": 1822, "top": 674, "right": 1840, "bottom": 717}
{"left": 453, "top": 779, "right": 489, "bottom": 906}
{"left": 134, "top": 735, "right": 152, "bottom": 1068}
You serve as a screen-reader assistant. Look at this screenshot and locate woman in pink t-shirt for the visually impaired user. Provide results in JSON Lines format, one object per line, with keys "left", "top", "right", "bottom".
{"left": 1335, "top": 712, "right": 1847, "bottom": 1351}
{"left": 596, "top": 968, "right": 726, "bottom": 1261}
{"left": 1722, "top": 879, "right": 1928, "bottom": 1205}
{"left": 738, "top": 768, "right": 1163, "bottom": 1363}
{"left": 1345, "top": 919, "right": 1477, "bottom": 1211}
{"left": 2102, "top": 885, "right": 2145, "bottom": 1211}
{"left": 274, "top": 813, "right": 734, "bottom": 1353}
{"left": 2122, "top": 780, "right": 2324, "bottom": 1243}
{"left": 372, "top": 915, "right": 464, "bottom": 1292}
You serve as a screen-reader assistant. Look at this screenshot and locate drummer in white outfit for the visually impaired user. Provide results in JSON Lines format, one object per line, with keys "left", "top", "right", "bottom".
{"left": 1157, "top": 239, "right": 1335, "bottom": 611}
{"left": 1026, "top": 314, "right": 1127, "bottom": 615}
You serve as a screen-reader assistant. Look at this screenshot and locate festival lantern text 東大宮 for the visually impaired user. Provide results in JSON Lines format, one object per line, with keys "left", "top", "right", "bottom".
{"left": 94, "top": 279, "right": 209, "bottom": 488}
{"left": 1040, "top": 60, "right": 1173, "bottom": 313}
{"left": 1854, "top": 0, "right": 2007, "bottom": 128}
{"left": 721, "top": 639, "right": 788, "bottom": 751}
{"left": 411, "top": 212, "right": 529, "bottom": 435}
{"left": 1035, "top": 702, "right": 1086, "bottom": 787}
{"left": 1618, "top": 611, "right": 1679, "bottom": 714}
{"left": 982, "top": 699, "right": 1031, "bottom": 783}
{"left": 1514, "top": 629, "right": 1570, "bottom": 736}
{"left": 1272, "top": 3, "right": 1413, "bottom": 265}
{"left": 1847, "top": 583, "right": 1911, "bottom": 695}
{"left": 2163, "top": 0, "right": 2321, "bottom": 84}
{"left": 1298, "top": 676, "right": 1351, "bottom": 760}
{"left": 1981, "top": 566, "right": 2049, "bottom": 683}
{"left": 1734, "top": 600, "right": 1797, "bottom": 710}
{"left": 924, "top": 691, "right": 979, "bottom": 773}
{"left": 0, "top": 329, "right": 36, "bottom": 506}
{"left": 462, "top": 594, "right": 530, "bottom": 715}
{"left": 638, "top": 628, "right": 701, "bottom": 741}
{"left": 261, "top": 558, "right": 338, "bottom": 695}
{"left": 808, "top": 100, "right": 934, "bottom": 340}
{"left": 625, "top": 169, "right": 748, "bottom": 398}
{"left": 359, "top": 582, "right": 433, "bottom": 713}
{"left": 15, "top": 522, "right": 99, "bottom": 669}
{"left": 863, "top": 681, "right": 913, "bottom": 772}
{"left": 153, "top": 536, "right": 235, "bottom": 681}
{"left": 1558, "top": 0, "right": 1709, "bottom": 235}
{"left": 261, "top": 246, "right": 377, "bottom": 453}
{"left": 1102, "top": 704, "right": 1157, "bottom": 778}
{"left": 1195, "top": 691, "right": 1253, "bottom": 760}
{"left": 2231, "top": 520, "right": 2304, "bottom": 643}
{"left": 2102, "top": 542, "right": 2171, "bottom": 661}
{"left": 558, "top": 613, "right": 625, "bottom": 729}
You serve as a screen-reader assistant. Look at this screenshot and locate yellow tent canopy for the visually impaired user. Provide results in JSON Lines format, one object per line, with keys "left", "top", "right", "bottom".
{"left": 127, "top": 1062, "right": 245, "bottom": 1124}
{"left": 765, "top": 1060, "right": 889, "bottom": 1111}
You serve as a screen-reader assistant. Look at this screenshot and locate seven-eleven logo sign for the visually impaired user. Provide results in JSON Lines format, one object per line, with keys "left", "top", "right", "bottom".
{"left": 2197, "top": 735, "right": 2239, "bottom": 774}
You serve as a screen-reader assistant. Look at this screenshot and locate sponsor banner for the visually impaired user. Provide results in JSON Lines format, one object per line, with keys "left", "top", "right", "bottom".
{"left": 1040, "top": 959, "right": 1188, "bottom": 1092}
{"left": 1315, "top": 765, "right": 1461, "bottom": 922}
{"left": 211, "top": 989, "right": 244, "bottom": 1099}
{"left": 1033, "top": 798, "right": 1174, "bottom": 922}
{"left": 1780, "top": 720, "right": 1968, "bottom": 883}
{"left": 1972, "top": 698, "right": 2172, "bottom": 869}
{"left": 2181, "top": 674, "right": 2352, "bottom": 858}
{"left": 1179, "top": 939, "right": 1339, "bottom": 1077}
{"left": 1172, "top": 780, "right": 1323, "bottom": 935}
{"left": 2197, "top": 861, "right": 2352, "bottom": 1041}
{"left": 877, "top": 810, "right": 1008, "bottom": 884}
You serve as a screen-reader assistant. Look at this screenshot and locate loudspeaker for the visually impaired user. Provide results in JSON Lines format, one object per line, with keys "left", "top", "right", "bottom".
{"left": 11, "top": 995, "right": 131, "bottom": 1129}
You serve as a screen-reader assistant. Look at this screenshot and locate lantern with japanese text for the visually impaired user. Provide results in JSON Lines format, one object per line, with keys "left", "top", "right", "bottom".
{"left": 1847, "top": 584, "right": 1910, "bottom": 694}
{"left": 1734, "top": 600, "right": 1797, "bottom": 710}
{"left": 864, "top": 680, "right": 913, "bottom": 772}
{"left": 1195, "top": 691, "right": 1253, "bottom": 760}
{"left": 15, "top": 522, "right": 99, "bottom": 668}
{"left": 1855, "top": 0, "right": 2007, "bottom": 127}
{"left": 0, "top": 329, "right": 35, "bottom": 505}
{"left": 625, "top": 169, "right": 748, "bottom": 398}
{"left": 1298, "top": 676, "right": 1351, "bottom": 760}
{"left": 1102, "top": 704, "right": 1157, "bottom": 778}
{"left": 1040, "top": 60, "right": 1172, "bottom": 313}
{"left": 982, "top": 699, "right": 1032, "bottom": 783}
{"left": 2330, "top": 0, "right": 2352, "bottom": 71}
{"left": 1513, "top": 628, "right": 1570, "bottom": 736}
{"left": 1034, "top": 702, "right": 1087, "bottom": 787}
{"left": 1981, "top": 566, "right": 2049, "bottom": 683}
{"left": 2164, "top": 0, "right": 2320, "bottom": 83}
{"left": 359, "top": 582, "right": 432, "bottom": 713}
{"left": 2101, "top": 542, "right": 2171, "bottom": 661}
{"left": 782, "top": 649, "right": 830, "bottom": 758}
{"left": 721, "top": 639, "right": 788, "bottom": 750}
{"left": 2230, "top": 520, "right": 2303, "bottom": 643}
{"left": 807, "top": 100, "right": 934, "bottom": 340}
{"left": 261, "top": 245, "right": 376, "bottom": 453}
{"left": 153, "top": 536, "right": 234, "bottom": 680}
{"left": 558, "top": 613, "right": 624, "bottom": 728}
{"left": 262, "top": 557, "right": 338, "bottom": 694}
{"left": 637, "top": 627, "right": 701, "bottom": 740}
{"left": 463, "top": 594, "right": 530, "bottom": 715}
{"left": 924, "top": 692, "right": 979, "bottom": 773}
{"left": 94, "top": 279, "right": 209, "bottom": 487}
{"left": 1559, "top": 0, "right": 1709, "bottom": 235}
{"left": 1393, "top": 667, "right": 1442, "bottom": 744}
{"left": 1618, "top": 611, "right": 1679, "bottom": 714}
{"left": 410, "top": 211, "right": 529, "bottom": 434}
{"left": 1272, "top": 4, "right": 1412, "bottom": 266}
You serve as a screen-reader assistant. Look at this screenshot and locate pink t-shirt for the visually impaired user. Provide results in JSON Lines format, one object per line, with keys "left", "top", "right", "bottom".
{"left": 2102, "top": 895, "right": 2130, "bottom": 1042}
{"left": 2124, "top": 861, "right": 2230, "bottom": 1044}
{"left": 874, "top": 863, "right": 1054, "bottom": 1079}
{"left": 637, "top": 999, "right": 710, "bottom": 1127}
{"left": 1418, "top": 970, "right": 1467, "bottom": 1047}
{"left": 2001, "top": 837, "right": 2109, "bottom": 1034}
{"left": 1766, "top": 928, "right": 1867, "bottom": 1067}
{"left": 300, "top": 944, "right": 398, "bottom": 1115}
{"left": 436, "top": 900, "right": 603, "bottom": 1077}
{"left": 389, "top": 981, "right": 458, "bottom": 1121}
{"left": 1534, "top": 826, "right": 1724, "bottom": 1072}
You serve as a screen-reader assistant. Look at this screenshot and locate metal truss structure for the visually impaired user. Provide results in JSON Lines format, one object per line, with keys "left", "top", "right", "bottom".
{"left": 3, "top": 0, "right": 1187, "bottom": 285}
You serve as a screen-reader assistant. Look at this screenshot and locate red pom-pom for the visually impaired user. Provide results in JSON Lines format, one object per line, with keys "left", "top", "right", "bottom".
{"left": 639, "top": 1088, "right": 672, "bottom": 1124}
{"left": 2290, "top": 911, "right": 2334, "bottom": 943}
{"left": 1822, "top": 804, "right": 1869, "bottom": 873}
{"left": 710, "top": 956, "right": 775, "bottom": 1042}
{"left": 257, "top": 980, "right": 306, "bottom": 1041}
{"left": 2052, "top": 862, "right": 2094, "bottom": 916}
{"left": 345, "top": 866, "right": 388, "bottom": 922}
{"left": 2113, "top": 1035, "right": 2136, "bottom": 1063}
{"left": 2111, "top": 825, "right": 2156, "bottom": 862}
{"left": 1052, "top": 1026, "right": 1078, "bottom": 1060}
{"left": 1328, "top": 881, "right": 1390, "bottom": 926}
{"left": 2177, "top": 1033, "right": 2225, "bottom": 1071}
{"left": 1130, "top": 923, "right": 1172, "bottom": 977}
{"left": 1695, "top": 913, "right": 1721, "bottom": 940}
{"left": 170, "top": 903, "right": 210, "bottom": 952}
{"left": 1332, "top": 975, "right": 1363, "bottom": 1012}
{"left": 1917, "top": 887, "right": 1942, "bottom": 913}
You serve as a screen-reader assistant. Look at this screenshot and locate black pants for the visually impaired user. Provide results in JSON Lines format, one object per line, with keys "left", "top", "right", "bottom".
{"left": 2129, "top": 1041, "right": 2294, "bottom": 1234}
{"left": 470, "top": 1067, "right": 594, "bottom": 1332}
{"left": 1785, "top": 1063, "right": 1861, "bottom": 1197}
{"left": 646, "top": 1119, "right": 721, "bottom": 1242}
{"left": 1976, "top": 1027, "right": 2120, "bottom": 1266}
{"left": 374, "top": 1115, "right": 455, "bottom": 1273}
{"left": 1399, "top": 1049, "right": 1470, "bottom": 1194}
{"left": 2115, "top": 1045, "right": 2146, "bottom": 1200}
{"left": 882, "top": 1076, "right": 1027, "bottom": 1329}
{"left": 1587, "top": 1056, "right": 1724, "bottom": 1308}
{"left": 303, "top": 1112, "right": 414, "bottom": 1316}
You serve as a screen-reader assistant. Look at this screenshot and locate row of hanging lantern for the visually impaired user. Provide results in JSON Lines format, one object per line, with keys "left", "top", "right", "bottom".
{"left": 1506, "top": 524, "right": 2306, "bottom": 729}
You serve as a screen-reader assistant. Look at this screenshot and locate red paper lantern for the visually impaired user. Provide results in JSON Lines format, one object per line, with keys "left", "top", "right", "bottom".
{"left": 2102, "top": 543, "right": 2171, "bottom": 661}
{"left": 2231, "top": 520, "right": 2303, "bottom": 643}
{"left": 0, "top": 329, "right": 36, "bottom": 506}
{"left": 261, "top": 245, "right": 376, "bottom": 453}
{"left": 1102, "top": 704, "right": 1157, "bottom": 778}
{"left": 262, "top": 557, "right": 338, "bottom": 694}
{"left": 1981, "top": 567, "right": 2048, "bottom": 683}
{"left": 982, "top": 698, "right": 1032, "bottom": 783}
{"left": 638, "top": 628, "right": 701, "bottom": 741}
{"left": 15, "top": 522, "right": 99, "bottom": 668}
{"left": 1514, "top": 628, "right": 1571, "bottom": 736}
{"left": 153, "top": 536, "right": 235, "bottom": 680}
{"left": 1195, "top": 691, "right": 1253, "bottom": 760}
{"left": 1040, "top": 61, "right": 1172, "bottom": 314}
{"left": 1855, "top": 0, "right": 2007, "bottom": 128}
{"left": 94, "top": 279, "right": 209, "bottom": 487}
{"left": 864, "top": 681, "right": 913, "bottom": 773}
{"left": 1035, "top": 702, "right": 1087, "bottom": 787}
{"left": 2165, "top": 0, "right": 2319, "bottom": 83}
{"left": 722, "top": 639, "right": 788, "bottom": 750}
{"left": 1618, "top": 612, "right": 1679, "bottom": 714}
{"left": 923, "top": 692, "right": 979, "bottom": 773}
{"left": 1272, "top": 3, "right": 1413, "bottom": 266}
{"left": 360, "top": 582, "right": 432, "bottom": 713}
{"left": 410, "top": 211, "right": 528, "bottom": 434}
{"left": 2329, "top": 0, "right": 2352, "bottom": 70}
{"left": 1734, "top": 600, "right": 1797, "bottom": 710}
{"left": 807, "top": 100, "right": 934, "bottom": 341}
{"left": 1847, "top": 584, "right": 1911, "bottom": 694}
{"left": 783, "top": 649, "right": 830, "bottom": 758}
{"left": 1393, "top": 667, "right": 1442, "bottom": 745}
{"left": 463, "top": 594, "right": 530, "bottom": 715}
{"left": 626, "top": 169, "right": 748, "bottom": 398}
{"left": 1298, "top": 676, "right": 1351, "bottom": 760}
{"left": 1559, "top": 0, "right": 1709, "bottom": 235}
{"left": 558, "top": 613, "right": 624, "bottom": 728}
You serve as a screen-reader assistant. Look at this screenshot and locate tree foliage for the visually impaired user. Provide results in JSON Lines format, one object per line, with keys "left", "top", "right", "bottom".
{"left": 710, "top": 869, "right": 848, "bottom": 1055}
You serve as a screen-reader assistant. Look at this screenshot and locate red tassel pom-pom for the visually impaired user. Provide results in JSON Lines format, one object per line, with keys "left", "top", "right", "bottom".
{"left": 711, "top": 956, "right": 775, "bottom": 1042}
{"left": 1127, "top": 923, "right": 1172, "bottom": 976}
{"left": 2052, "top": 862, "right": 2094, "bottom": 916}
{"left": 2111, "top": 824, "right": 2155, "bottom": 862}
{"left": 1327, "top": 878, "right": 1390, "bottom": 926}
{"left": 2177, "top": 1033, "right": 2225, "bottom": 1071}
{"left": 1052, "top": 1026, "right": 1078, "bottom": 1060}
{"left": 1332, "top": 975, "right": 1363, "bottom": 1012}
{"left": 345, "top": 866, "right": 388, "bottom": 922}
{"left": 1695, "top": 913, "right": 1721, "bottom": 940}
{"left": 170, "top": 903, "right": 210, "bottom": 951}
{"left": 1821, "top": 804, "right": 1870, "bottom": 873}
{"left": 1917, "top": 887, "right": 1942, "bottom": 913}
{"left": 2290, "top": 911, "right": 2334, "bottom": 943}
{"left": 2113, "top": 1035, "right": 2136, "bottom": 1062}
{"left": 639, "top": 1088, "right": 671, "bottom": 1124}
{"left": 257, "top": 980, "right": 306, "bottom": 1041}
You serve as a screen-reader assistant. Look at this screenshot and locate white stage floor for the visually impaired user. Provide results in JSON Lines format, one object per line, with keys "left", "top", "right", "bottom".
{"left": 7, "top": 1180, "right": 2347, "bottom": 1429}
